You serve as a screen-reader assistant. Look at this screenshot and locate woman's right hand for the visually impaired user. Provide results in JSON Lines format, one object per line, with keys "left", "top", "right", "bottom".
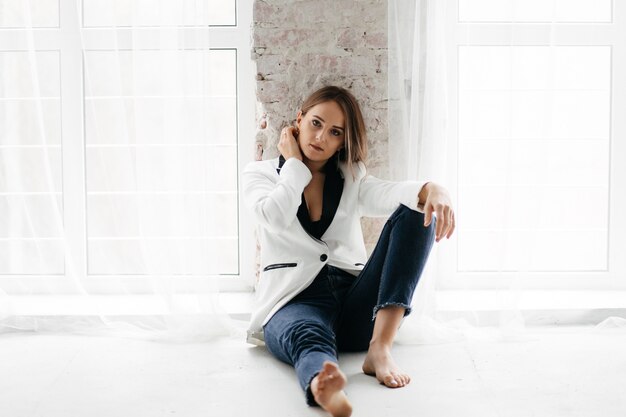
{"left": 277, "top": 126, "right": 303, "bottom": 161}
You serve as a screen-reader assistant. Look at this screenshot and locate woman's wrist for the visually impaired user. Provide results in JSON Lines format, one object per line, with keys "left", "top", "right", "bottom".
{"left": 418, "top": 182, "right": 433, "bottom": 205}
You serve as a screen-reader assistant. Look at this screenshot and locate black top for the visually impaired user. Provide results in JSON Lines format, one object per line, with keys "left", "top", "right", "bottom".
{"left": 277, "top": 155, "right": 344, "bottom": 240}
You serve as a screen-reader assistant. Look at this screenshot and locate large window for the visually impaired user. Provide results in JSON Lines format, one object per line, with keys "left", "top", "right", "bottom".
{"left": 442, "top": 0, "right": 626, "bottom": 289}
{"left": 0, "top": 0, "right": 254, "bottom": 292}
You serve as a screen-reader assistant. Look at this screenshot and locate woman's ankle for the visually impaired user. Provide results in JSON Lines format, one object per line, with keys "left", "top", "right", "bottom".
{"left": 368, "top": 338, "right": 393, "bottom": 352}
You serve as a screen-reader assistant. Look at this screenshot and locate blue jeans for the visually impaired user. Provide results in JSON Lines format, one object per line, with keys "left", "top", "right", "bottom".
{"left": 263, "top": 204, "right": 436, "bottom": 406}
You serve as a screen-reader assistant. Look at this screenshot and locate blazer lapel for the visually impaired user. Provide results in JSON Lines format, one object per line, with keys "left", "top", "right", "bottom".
{"left": 276, "top": 154, "right": 286, "bottom": 175}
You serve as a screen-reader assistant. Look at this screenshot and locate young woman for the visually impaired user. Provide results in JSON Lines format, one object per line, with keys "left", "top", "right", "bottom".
{"left": 242, "top": 86, "right": 455, "bottom": 417}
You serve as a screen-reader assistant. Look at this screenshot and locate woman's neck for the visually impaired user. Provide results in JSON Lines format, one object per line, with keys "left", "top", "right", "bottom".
{"left": 303, "top": 156, "right": 328, "bottom": 174}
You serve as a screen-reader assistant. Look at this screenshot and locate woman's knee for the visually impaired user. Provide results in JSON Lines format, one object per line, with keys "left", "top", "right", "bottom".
{"left": 266, "top": 318, "right": 336, "bottom": 361}
{"left": 287, "top": 319, "right": 336, "bottom": 353}
{"left": 391, "top": 204, "right": 436, "bottom": 236}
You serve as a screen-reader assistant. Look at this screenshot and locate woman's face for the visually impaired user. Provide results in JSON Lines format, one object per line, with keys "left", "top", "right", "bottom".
{"left": 296, "top": 100, "right": 345, "bottom": 164}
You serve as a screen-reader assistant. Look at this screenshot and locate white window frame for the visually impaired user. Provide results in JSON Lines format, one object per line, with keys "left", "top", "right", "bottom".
{"left": 0, "top": 0, "right": 256, "bottom": 295}
{"left": 438, "top": 0, "right": 626, "bottom": 292}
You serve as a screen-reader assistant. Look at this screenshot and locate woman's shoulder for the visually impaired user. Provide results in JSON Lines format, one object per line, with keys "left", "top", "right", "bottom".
{"left": 243, "top": 156, "right": 280, "bottom": 175}
{"left": 338, "top": 160, "right": 368, "bottom": 182}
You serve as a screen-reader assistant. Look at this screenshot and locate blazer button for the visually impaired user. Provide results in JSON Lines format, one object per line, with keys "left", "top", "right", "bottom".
{"left": 320, "top": 254, "right": 328, "bottom": 262}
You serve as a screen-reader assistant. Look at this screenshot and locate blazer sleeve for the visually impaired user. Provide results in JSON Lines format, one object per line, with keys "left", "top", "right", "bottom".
{"left": 357, "top": 163, "right": 428, "bottom": 218}
{"left": 242, "top": 157, "right": 312, "bottom": 233}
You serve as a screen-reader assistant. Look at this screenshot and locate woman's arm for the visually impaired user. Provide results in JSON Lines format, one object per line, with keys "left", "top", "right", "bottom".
{"left": 358, "top": 172, "right": 428, "bottom": 217}
{"left": 242, "top": 157, "right": 312, "bottom": 234}
{"left": 358, "top": 168, "right": 455, "bottom": 241}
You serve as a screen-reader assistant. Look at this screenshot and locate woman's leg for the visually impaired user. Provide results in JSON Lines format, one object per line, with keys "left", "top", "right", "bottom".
{"left": 362, "top": 306, "right": 410, "bottom": 387}
{"left": 262, "top": 268, "right": 352, "bottom": 415}
{"left": 263, "top": 300, "right": 337, "bottom": 405}
{"left": 335, "top": 204, "right": 436, "bottom": 387}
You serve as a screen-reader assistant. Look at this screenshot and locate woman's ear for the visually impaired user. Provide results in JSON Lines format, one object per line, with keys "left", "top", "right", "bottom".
{"left": 296, "top": 111, "right": 303, "bottom": 128}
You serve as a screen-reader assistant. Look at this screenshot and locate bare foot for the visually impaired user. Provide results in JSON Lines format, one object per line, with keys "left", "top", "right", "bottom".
{"left": 310, "top": 361, "right": 353, "bottom": 417}
{"left": 362, "top": 342, "right": 411, "bottom": 388}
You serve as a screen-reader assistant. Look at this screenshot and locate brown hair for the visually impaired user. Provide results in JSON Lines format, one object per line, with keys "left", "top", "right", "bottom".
{"left": 300, "top": 85, "right": 368, "bottom": 180}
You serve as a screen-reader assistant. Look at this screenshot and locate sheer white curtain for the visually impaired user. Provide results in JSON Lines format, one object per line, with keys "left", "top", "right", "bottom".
{"left": 388, "top": 0, "right": 449, "bottom": 184}
{"left": 389, "top": 0, "right": 623, "bottom": 343}
{"left": 389, "top": 0, "right": 470, "bottom": 344}
{"left": 0, "top": 0, "right": 239, "bottom": 341}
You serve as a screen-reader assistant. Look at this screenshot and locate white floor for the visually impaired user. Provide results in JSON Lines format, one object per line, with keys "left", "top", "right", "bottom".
{"left": 1, "top": 326, "right": 625, "bottom": 417}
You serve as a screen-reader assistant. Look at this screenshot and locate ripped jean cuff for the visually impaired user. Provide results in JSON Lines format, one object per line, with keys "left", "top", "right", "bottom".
{"left": 372, "top": 302, "right": 412, "bottom": 321}
{"left": 305, "top": 372, "right": 321, "bottom": 407}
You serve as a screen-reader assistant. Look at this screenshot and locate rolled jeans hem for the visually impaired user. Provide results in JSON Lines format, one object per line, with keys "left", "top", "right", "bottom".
{"left": 372, "top": 302, "right": 412, "bottom": 321}
{"left": 297, "top": 351, "right": 336, "bottom": 406}
{"left": 305, "top": 372, "right": 321, "bottom": 407}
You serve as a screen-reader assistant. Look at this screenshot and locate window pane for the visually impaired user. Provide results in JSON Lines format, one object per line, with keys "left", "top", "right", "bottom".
{"left": 458, "top": 230, "right": 607, "bottom": 271}
{"left": 458, "top": 139, "right": 609, "bottom": 186}
{"left": 459, "top": 0, "right": 612, "bottom": 23}
{"left": 458, "top": 46, "right": 611, "bottom": 272}
{"left": 459, "top": 186, "right": 608, "bottom": 231}
{"left": 84, "top": 49, "right": 238, "bottom": 276}
{"left": 0, "top": 195, "right": 63, "bottom": 238}
{"left": 0, "top": 0, "right": 59, "bottom": 28}
{"left": 88, "top": 238, "right": 231, "bottom": 275}
{"left": 88, "top": 194, "right": 238, "bottom": 238}
{"left": 84, "top": 49, "right": 236, "bottom": 97}
{"left": 0, "top": 240, "right": 64, "bottom": 274}
{"left": 0, "top": 148, "right": 63, "bottom": 192}
{"left": 85, "top": 145, "right": 237, "bottom": 193}
{"left": 0, "top": 100, "right": 62, "bottom": 146}
{"left": 85, "top": 97, "right": 236, "bottom": 146}
{"left": 0, "top": 51, "right": 63, "bottom": 275}
{"left": 0, "top": 51, "right": 60, "bottom": 98}
{"left": 0, "top": 194, "right": 64, "bottom": 274}
{"left": 83, "top": 0, "right": 236, "bottom": 27}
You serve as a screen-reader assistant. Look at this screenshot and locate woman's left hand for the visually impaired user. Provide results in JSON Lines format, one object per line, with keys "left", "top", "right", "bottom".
{"left": 418, "top": 182, "right": 455, "bottom": 242}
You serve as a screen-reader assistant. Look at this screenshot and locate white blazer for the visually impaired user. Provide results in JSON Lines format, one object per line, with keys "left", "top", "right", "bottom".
{"left": 242, "top": 156, "right": 427, "bottom": 346}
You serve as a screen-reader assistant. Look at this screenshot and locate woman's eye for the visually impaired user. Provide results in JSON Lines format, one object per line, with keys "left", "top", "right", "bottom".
{"left": 331, "top": 129, "right": 342, "bottom": 136}
{"left": 312, "top": 119, "right": 321, "bottom": 127}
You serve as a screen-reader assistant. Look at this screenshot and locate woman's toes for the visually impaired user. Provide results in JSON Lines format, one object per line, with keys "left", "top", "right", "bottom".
{"left": 392, "top": 373, "right": 410, "bottom": 387}
{"left": 391, "top": 373, "right": 404, "bottom": 387}
{"left": 383, "top": 374, "right": 398, "bottom": 387}
{"left": 324, "top": 361, "right": 338, "bottom": 373}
